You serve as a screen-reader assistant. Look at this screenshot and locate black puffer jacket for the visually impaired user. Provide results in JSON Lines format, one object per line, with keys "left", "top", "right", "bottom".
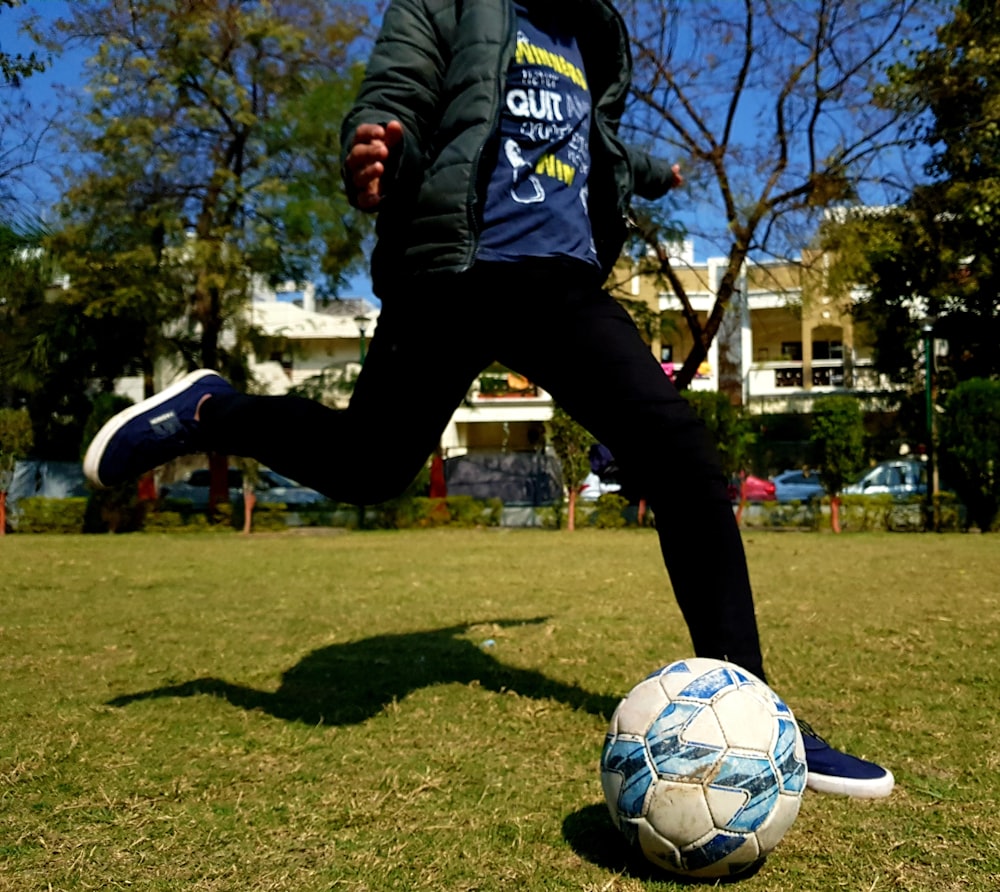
{"left": 341, "top": 0, "right": 677, "bottom": 297}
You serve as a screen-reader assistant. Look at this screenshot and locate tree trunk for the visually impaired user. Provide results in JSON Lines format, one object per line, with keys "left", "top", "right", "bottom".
{"left": 830, "top": 495, "right": 842, "bottom": 533}
{"left": 242, "top": 487, "right": 256, "bottom": 534}
{"left": 567, "top": 488, "right": 577, "bottom": 531}
{"left": 0, "top": 489, "right": 7, "bottom": 536}
{"left": 734, "top": 474, "right": 747, "bottom": 527}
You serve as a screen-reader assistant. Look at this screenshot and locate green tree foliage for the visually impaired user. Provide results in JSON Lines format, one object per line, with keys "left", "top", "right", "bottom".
{"left": 0, "top": 0, "right": 49, "bottom": 214}
{"left": 46, "top": 0, "right": 370, "bottom": 382}
{"left": 547, "top": 405, "right": 596, "bottom": 531}
{"left": 809, "top": 395, "right": 865, "bottom": 532}
{"left": 617, "top": 0, "right": 932, "bottom": 396}
{"left": 824, "top": 0, "right": 1000, "bottom": 388}
{"left": 0, "top": 1, "right": 45, "bottom": 87}
{"left": 682, "top": 391, "right": 753, "bottom": 480}
{"left": 0, "top": 221, "right": 120, "bottom": 457}
{"left": 0, "top": 405, "right": 33, "bottom": 534}
{"left": 938, "top": 378, "right": 1000, "bottom": 531}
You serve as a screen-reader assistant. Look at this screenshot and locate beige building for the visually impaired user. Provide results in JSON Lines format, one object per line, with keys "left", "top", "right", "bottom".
{"left": 113, "top": 247, "right": 891, "bottom": 462}
{"left": 616, "top": 244, "right": 890, "bottom": 416}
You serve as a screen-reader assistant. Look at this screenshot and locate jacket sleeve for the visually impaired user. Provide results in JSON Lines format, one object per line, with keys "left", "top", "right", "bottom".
{"left": 340, "top": 0, "right": 448, "bottom": 208}
{"left": 625, "top": 146, "right": 680, "bottom": 200}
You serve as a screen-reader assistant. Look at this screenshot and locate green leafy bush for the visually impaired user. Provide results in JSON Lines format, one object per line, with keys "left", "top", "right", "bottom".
{"left": 939, "top": 378, "right": 1000, "bottom": 531}
{"left": 16, "top": 497, "right": 88, "bottom": 533}
{"left": 589, "top": 493, "right": 628, "bottom": 528}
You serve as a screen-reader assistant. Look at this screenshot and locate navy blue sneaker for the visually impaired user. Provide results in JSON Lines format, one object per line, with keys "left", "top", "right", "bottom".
{"left": 799, "top": 719, "right": 895, "bottom": 798}
{"left": 84, "top": 370, "right": 235, "bottom": 488}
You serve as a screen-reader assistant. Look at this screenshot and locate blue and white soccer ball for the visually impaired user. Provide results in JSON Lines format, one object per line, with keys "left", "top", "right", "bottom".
{"left": 600, "top": 657, "right": 807, "bottom": 879}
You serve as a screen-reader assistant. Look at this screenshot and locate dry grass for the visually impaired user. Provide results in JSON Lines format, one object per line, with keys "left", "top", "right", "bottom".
{"left": 1, "top": 529, "right": 998, "bottom": 890}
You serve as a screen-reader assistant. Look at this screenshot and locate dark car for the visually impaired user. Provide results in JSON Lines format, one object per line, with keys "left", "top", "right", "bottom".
{"left": 161, "top": 468, "right": 327, "bottom": 508}
{"left": 771, "top": 469, "right": 825, "bottom": 504}
{"left": 842, "top": 459, "right": 928, "bottom": 498}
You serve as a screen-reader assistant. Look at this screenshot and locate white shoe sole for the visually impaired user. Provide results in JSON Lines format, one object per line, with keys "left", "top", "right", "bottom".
{"left": 806, "top": 767, "right": 895, "bottom": 798}
{"left": 83, "top": 370, "right": 221, "bottom": 488}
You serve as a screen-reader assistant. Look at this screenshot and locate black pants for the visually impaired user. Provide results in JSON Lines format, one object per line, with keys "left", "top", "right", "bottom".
{"left": 201, "top": 262, "right": 765, "bottom": 678}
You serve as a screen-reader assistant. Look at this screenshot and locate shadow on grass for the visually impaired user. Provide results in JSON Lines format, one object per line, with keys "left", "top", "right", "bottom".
{"left": 563, "top": 804, "right": 766, "bottom": 887}
{"left": 107, "top": 617, "right": 620, "bottom": 725}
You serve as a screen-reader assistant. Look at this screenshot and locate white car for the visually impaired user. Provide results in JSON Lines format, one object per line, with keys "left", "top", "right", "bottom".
{"left": 842, "top": 459, "right": 928, "bottom": 498}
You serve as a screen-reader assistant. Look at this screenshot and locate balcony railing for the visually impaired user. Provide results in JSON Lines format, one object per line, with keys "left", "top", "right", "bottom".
{"left": 749, "top": 359, "right": 878, "bottom": 396}
{"left": 473, "top": 372, "right": 543, "bottom": 400}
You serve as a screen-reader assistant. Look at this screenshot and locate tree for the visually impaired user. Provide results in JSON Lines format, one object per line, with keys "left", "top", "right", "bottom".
{"left": 683, "top": 390, "right": 754, "bottom": 522}
{"left": 613, "top": 0, "right": 933, "bottom": 398}
{"left": 0, "top": 406, "right": 33, "bottom": 534}
{"left": 939, "top": 378, "right": 1000, "bottom": 532}
{"left": 0, "top": 220, "right": 115, "bottom": 457}
{"left": 809, "top": 395, "right": 865, "bottom": 532}
{"left": 44, "top": 0, "right": 371, "bottom": 379}
{"left": 0, "top": 0, "right": 50, "bottom": 215}
{"left": 547, "top": 405, "right": 596, "bottom": 532}
{"left": 822, "top": 0, "right": 1000, "bottom": 392}
{"left": 0, "top": 1, "right": 45, "bottom": 87}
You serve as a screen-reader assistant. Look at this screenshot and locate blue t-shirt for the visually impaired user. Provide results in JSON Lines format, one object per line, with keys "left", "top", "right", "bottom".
{"left": 477, "top": 3, "right": 598, "bottom": 268}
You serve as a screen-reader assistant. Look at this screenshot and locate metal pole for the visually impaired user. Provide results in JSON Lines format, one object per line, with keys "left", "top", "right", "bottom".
{"left": 922, "top": 324, "right": 935, "bottom": 530}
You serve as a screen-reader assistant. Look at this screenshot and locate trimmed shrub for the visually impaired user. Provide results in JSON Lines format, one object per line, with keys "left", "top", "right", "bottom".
{"left": 939, "top": 378, "right": 1000, "bottom": 532}
{"left": 589, "top": 492, "right": 629, "bottom": 528}
{"left": 16, "top": 497, "right": 88, "bottom": 533}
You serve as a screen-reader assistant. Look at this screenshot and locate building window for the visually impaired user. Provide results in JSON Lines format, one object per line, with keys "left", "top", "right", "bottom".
{"left": 780, "top": 341, "right": 803, "bottom": 361}
{"left": 813, "top": 339, "right": 843, "bottom": 360}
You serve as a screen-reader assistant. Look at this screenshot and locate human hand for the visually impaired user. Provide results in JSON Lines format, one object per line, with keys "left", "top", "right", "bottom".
{"left": 345, "top": 120, "right": 404, "bottom": 210}
{"left": 670, "top": 163, "right": 683, "bottom": 189}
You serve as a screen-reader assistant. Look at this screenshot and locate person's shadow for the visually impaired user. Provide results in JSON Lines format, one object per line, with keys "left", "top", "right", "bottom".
{"left": 107, "top": 620, "right": 755, "bottom": 884}
{"left": 107, "top": 617, "right": 619, "bottom": 726}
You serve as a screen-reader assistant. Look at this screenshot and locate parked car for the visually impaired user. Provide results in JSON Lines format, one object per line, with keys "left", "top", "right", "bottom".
{"left": 842, "top": 459, "right": 928, "bottom": 498}
{"left": 160, "top": 468, "right": 327, "bottom": 508}
{"left": 728, "top": 475, "right": 776, "bottom": 503}
{"left": 253, "top": 470, "right": 328, "bottom": 507}
{"left": 771, "top": 469, "right": 825, "bottom": 504}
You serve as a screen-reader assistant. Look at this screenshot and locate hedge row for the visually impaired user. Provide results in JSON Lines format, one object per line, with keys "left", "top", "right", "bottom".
{"left": 10, "top": 494, "right": 505, "bottom": 534}
{"left": 10, "top": 491, "right": 975, "bottom": 534}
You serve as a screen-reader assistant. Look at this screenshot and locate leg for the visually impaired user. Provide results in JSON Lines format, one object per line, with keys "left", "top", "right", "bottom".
{"left": 491, "top": 269, "right": 892, "bottom": 797}
{"left": 491, "top": 273, "right": 765, "bottom": 678}
{"left": 199, "top": 294, "right": 493, "bottom": 505}
{"left": 84, "top": 284, "right": 493, "bottom": 505}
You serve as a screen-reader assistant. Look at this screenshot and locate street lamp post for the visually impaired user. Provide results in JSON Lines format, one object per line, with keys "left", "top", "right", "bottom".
{"left": 352, "top": 312, "right": 371, "bottom": 531}
{"left": 922, "top": 322, "right": 937, "bottom": 531}
{"left": 354, "top": 314, "right": 370, "bottom": 364}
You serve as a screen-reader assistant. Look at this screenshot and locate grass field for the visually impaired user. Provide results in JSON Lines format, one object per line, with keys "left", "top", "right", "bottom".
{"left": 1, "top": 528, "right": 998, "bottom": 891}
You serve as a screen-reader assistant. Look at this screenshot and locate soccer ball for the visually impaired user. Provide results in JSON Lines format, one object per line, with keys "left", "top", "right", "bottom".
{"left": 600, "top": 658, "right": 806, "bottom": 879}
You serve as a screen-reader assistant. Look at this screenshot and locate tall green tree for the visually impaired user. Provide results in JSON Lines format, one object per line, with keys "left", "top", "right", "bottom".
{"left": 0, "top": 0, "right": 49, "bottom": 215}
{"left": 809, "top": 395, "right": 866, "bottom": 532}
{"left": 45, "top": 0, "right": 370, "bottom": 383}
{"left": 615, "top": 0, "right": 934, "bottom": 398}
{"left": 0, "top": 220, "right": 121, "bottom": 458}
{"left": 939, "top": 378, "right": 1000, "bottom": 532}
{"left": 547, "top": 406, "right": 596, "bottom": 532}
{"left": 823, "top": 0, "right": 1000, "bottom": 390}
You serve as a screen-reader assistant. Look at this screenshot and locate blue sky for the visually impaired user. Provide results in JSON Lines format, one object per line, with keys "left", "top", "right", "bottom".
{"left": 4, "top": 1, "right": 932, "bottom": 289}
{"left": 2, "top": 0, "right": 378, "bottom": 300}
